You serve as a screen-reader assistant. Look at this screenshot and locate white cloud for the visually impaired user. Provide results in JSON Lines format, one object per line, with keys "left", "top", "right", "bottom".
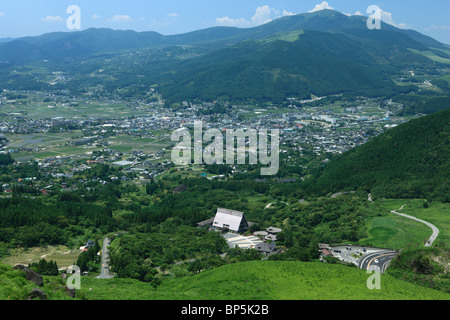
{"left": 41, "top": 16, "right": 64, "bottom": 22}
{"left": 109, "top": 15, "right": 133, "bottom": 22}
{"left": 167, "top": 13, "right": 179, "bottom": 17}
{"left": 215, "top": 16, "right": 250, "bottom": 27}
{"left": 379, "top": 10, "right": 396, "bottom": 26}
{"left": 309, "top": 1, "right": 334, "bottom": 13}
{"left": 343, "top": 11, "right": 363, "bottom": 17}
{"left": 251, "top": 5, "right": 274, "bottom": 25}
{"left": 0, "top": 12, "right": 5, "bottom": 17}
{"left": 216, "top": 6, "right": 296, "bottom": 27}
{"left": 92, "top": 14, "right": 101, "bottom": 19}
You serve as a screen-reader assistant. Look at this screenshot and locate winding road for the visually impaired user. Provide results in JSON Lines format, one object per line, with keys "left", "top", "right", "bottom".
{"left": 354, "top": 204, "right": 440, "bottom": 273}
{"left": 390, "top": 205, "right": 440, "bottom": 247}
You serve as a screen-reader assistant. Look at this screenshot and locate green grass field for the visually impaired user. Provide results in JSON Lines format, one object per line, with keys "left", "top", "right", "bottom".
{"left": 359, "top": 199, "right": 450, "bottom": 249}
{"left": 359, "top": 215, "right": 431, "bottom": 249}
{"left": 77, "top": 260, "right": 449, "bottom": 300}
{"left": 408, "top": 48, "right": 450, "bottom": 64}
{"left": 261, "top": 30, "right": 305, "bottom": 44}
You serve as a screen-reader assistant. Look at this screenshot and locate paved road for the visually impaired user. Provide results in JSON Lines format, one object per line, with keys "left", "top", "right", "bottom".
{"left": 358, "top": 251, "right": 398, "bottom": 273}
{"left": 330, "top": 245, "right": 398, "bottom": 273}
{"left": 391, "top": 205, "right": 439, "bottom": 247}
{"left": 96, "top": 237, "right": 115, "bottom": 279}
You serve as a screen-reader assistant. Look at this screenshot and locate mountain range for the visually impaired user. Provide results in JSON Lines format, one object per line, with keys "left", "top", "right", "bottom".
{"left": 0, "top": 10, "right": 445, "bottom": 62}
{"left": 1, "top": 9, "right": 449, "bottom": 103}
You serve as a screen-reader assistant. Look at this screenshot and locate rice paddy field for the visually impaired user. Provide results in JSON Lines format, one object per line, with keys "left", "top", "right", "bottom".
{"left": 106, "top": 134, "right": 173, "bottom": 154}
{"left": 1, "top": 99, "right": 150, "bottom": 120}
{"left": 5, "top": 131, "right": 174, "bottom": 162}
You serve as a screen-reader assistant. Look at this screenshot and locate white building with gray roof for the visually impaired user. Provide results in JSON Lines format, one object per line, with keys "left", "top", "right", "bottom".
{"left": 212, "top": 208, "right": 249, "bottom": 233}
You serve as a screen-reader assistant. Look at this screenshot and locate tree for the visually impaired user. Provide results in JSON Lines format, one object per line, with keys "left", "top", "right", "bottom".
{"left": 146, "top": 180, "right": 158, "bottom": 195}
{"left": 150, "top": 277, "right": 162, "bottom": 290}
{"left": 76, "top": 251, "right": 90, "bottom": 273}
{"left": 188, "top": 260, "right": 204, "bottom": 274}
{"left": 29, "top": 259, "right": 59, "bottom": 276}
{"left": 0, "top": 154, "right": 14, "bottom": 166}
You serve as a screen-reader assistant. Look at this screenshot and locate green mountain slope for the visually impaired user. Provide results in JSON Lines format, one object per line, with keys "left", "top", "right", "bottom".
{"left": 4, "top": 260, "right": 448, "bottom": 300}
{"left": 306, "top": 108, "right": 450, "bottom": 201}
{"left": 0, "top": 9, "right": 447, "bottom": 103}
{"left": 77, "top": 260, "right": 449, "bottom": 300}
{"left": 0, "top": 9, "right": 445, "bottom": 63}
{"left": 149, "top": 27, "right": 435, "bottom": 103}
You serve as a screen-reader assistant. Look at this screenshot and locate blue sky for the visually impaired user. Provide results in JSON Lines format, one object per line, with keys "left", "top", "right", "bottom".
{"left": 0, "top": 1, "right": 449, "bottom": 44}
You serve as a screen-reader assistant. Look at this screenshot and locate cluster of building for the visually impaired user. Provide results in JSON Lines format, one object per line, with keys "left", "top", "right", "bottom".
{"left": 0, "top": 89, "right": 413, "bottom": 201}
{"left": 197, "top": 208, "right": 283, "bottom": 257}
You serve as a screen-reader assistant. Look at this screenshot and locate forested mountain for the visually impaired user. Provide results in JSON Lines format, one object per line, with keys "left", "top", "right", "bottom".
{"left": 0, "top": 9, "right": 449, "bottom": 103}
{"left": 149, "top": 28, "right": 435, "bottom": 103}
{"left": 0, "top": 10, "right": 444, "bottom": 64}
{"left": 305, "top": 108, "right": 450, "bottom": 201}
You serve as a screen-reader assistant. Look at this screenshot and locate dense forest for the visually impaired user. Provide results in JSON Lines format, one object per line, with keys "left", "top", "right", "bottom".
{"left": 0, "top": 196, "right": 115, "bottom": 247}
{"left": 0, "top": 155, "right": 378, "bottom": 280}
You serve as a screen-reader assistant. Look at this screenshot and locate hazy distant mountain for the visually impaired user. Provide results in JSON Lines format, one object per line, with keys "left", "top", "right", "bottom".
{"left": 0, "top": 9, "right": 446, "bottom": 64}
{"left": 0, "top": 37, "right": 15, "bottom": 43}
{"left": 0, "top": 28, "right": 166, "bottom": 63}
{"left": 0, "top": 9, "right": 449, "bottom": 103}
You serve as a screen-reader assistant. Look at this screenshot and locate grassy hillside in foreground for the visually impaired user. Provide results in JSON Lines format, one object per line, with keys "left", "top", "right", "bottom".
{"left": 0, "top": 263, "right": 77, "bottom": 300}
{"left": 78, "top": 261, "right": 450, "bottom": 300}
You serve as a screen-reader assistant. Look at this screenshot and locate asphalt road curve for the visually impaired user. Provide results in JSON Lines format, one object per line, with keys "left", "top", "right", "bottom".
{"left": 358, "top": 251, "right": 398, "bottom": 273}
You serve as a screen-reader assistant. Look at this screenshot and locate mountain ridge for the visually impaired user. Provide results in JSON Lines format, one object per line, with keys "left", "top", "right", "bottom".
{"left": 1, "top": 9, "right": 448, "bottom": 104}
{"left": 0, "top": 9, "right": 445, "bottom": 64}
